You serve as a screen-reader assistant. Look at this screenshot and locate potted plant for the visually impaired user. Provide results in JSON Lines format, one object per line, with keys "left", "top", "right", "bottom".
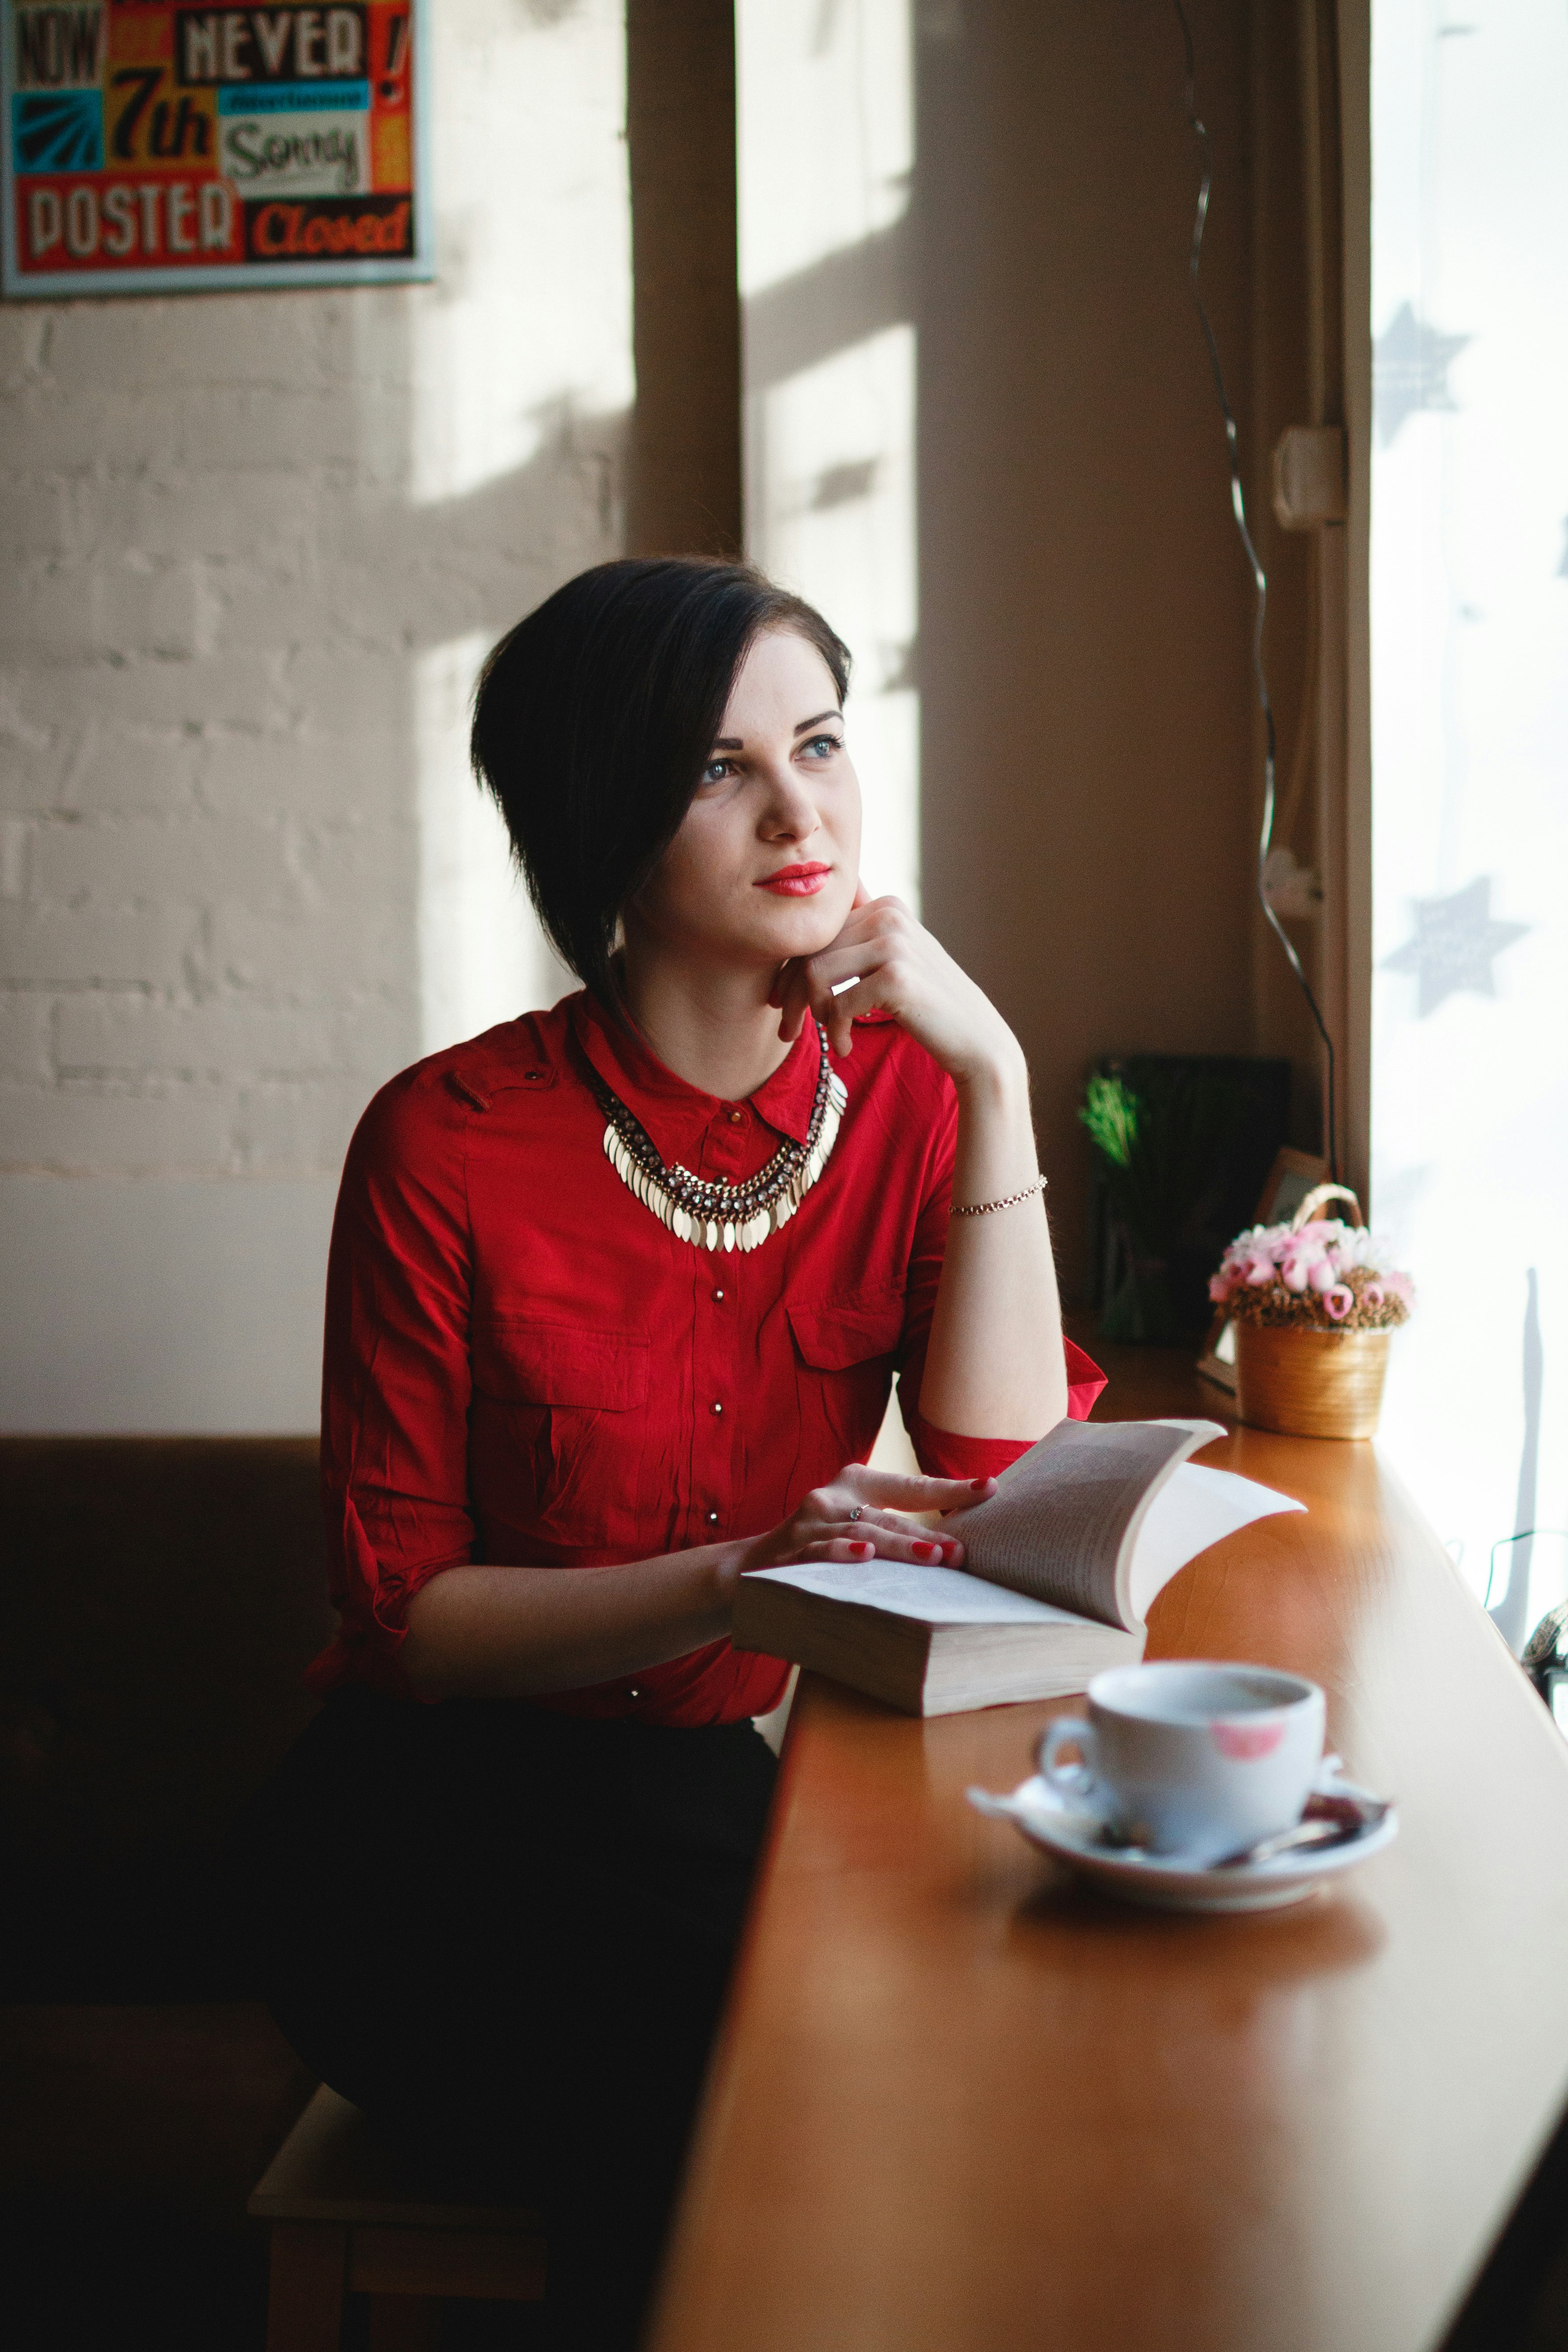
{"left": 1207, "top": 1184, "right": 1413, "bottom": 1439}
{"left": 1079, "top": 1064, "right": 1261, "bottom": 1344}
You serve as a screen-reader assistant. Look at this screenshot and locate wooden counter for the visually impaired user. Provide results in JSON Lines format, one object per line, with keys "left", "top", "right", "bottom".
{"left": 649, "top": 1341, "right": 1568, "bottom": 2352}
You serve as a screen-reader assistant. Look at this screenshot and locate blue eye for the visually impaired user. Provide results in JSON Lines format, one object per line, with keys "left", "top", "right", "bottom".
{"left": 701, "top": 759, "right": 735, "bottom": 785}
{"left": 803, "top": 734, "right": 842, "bottom": 759}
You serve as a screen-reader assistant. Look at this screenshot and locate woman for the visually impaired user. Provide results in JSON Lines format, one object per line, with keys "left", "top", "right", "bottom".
{"left": 254, "top": 558, "right": 1102, "bottom": 2348}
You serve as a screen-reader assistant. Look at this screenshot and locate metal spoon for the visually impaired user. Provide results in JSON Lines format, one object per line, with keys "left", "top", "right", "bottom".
{"left": 1211, "top": 1793, "right": 1392, "bottom": 1871}
{"left": 1090, "top": 1789, "right": 1391, "bottom": 1869}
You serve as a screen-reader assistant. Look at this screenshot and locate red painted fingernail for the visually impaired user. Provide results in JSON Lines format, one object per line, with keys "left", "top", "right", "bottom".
{"left": 914, "top": 1540, "right": 938, "bottom": 1558}
{"left": 854, "top": 1540, "right": 874, "bottom": 1556}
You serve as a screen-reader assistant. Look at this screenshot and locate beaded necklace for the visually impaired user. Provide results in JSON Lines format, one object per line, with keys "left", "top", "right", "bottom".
{"left": 578, "top": 1021, "right": 847, "bottom": 1255}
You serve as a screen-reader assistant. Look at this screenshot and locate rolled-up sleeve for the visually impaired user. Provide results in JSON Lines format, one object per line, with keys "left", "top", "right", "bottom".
{"left": 309, "top": 1070, "right": 476, "bottom": 1697}
{"left": 894, "top": 1078, "right": 1106, "bottom": 1480}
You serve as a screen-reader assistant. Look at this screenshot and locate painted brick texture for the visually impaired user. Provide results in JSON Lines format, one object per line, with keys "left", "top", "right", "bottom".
{"left": 0, "top": 0, "right": 632, "bottom": 1180}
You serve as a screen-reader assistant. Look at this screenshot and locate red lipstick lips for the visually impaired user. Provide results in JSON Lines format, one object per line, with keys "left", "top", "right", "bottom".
{"left": 756, "top": 863, "right": 832, "bottom": 897}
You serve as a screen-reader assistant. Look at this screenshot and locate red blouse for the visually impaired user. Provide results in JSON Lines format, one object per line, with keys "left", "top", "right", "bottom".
{"left": 311, "top": 990, "right": 1105, "bottom": 1723}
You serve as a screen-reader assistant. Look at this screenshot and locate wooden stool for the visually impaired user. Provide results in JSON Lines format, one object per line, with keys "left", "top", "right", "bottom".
{"left": 248, "top": 2084, "right": 547, "bottom": 2350}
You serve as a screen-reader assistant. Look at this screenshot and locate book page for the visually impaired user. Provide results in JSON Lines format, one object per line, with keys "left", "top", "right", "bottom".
{"left": 744, "top": 1559, "right": 1093, "bottom": 1627}
{"left": 744, "top": 1447, "right": 1302, "bottom": 1641}
{"left": 1126, "top": 1461, "right": 1305, "bottom": 1622}
{"left": 949, "top": 1419, "right": 1212, "bottom": 1627}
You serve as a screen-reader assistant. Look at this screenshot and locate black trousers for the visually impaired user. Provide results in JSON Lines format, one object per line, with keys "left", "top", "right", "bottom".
{"left": 241, "top": 1687, "right": 778, "bottom": 2350}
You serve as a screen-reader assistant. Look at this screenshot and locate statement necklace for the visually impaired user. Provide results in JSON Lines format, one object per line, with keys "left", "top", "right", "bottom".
{"left": 580, "top": 1022, "right": 848, "bottom": 1255}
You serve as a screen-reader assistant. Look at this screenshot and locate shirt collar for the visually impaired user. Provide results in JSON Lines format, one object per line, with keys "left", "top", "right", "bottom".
{"left": 569, "top": 989, "right": 822, "bottom": 1156}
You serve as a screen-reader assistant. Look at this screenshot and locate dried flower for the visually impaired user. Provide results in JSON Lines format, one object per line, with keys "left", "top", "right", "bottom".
{"left": 1209, "top": 1216, "right": 1413, "bottom": 1333}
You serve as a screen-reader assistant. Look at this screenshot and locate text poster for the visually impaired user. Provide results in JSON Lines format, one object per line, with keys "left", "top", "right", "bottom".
{"left": 1, "top": 2, "right": 430, "bottom": 296}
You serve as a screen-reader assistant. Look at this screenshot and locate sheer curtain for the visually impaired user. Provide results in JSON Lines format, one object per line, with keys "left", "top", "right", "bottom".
{"left": 1370, "top": 0, "right": 1568, "bottom": 1645}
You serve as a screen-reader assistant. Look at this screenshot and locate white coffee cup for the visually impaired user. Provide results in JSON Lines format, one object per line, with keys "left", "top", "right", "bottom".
{"left": 1037, "top": 1659, "right": 1326, "bottom": 1866}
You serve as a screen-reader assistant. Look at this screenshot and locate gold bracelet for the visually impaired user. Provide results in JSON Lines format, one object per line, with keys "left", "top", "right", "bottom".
{"left": 950, "top": 1174, "right": 1048, "bottom": 1217}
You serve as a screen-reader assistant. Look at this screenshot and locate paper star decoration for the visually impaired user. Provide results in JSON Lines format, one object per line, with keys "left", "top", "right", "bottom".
{"left": 1374, "top": 301, "right": 1472, "bottom": 447}
{"left": 1382, "top": 875, "right": 1529, "bottom": 1018}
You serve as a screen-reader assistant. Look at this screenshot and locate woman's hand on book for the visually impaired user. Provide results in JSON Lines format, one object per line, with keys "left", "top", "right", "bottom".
{"left": 736, "top": 1465, "right": 998, "bottom": 1576}
{"left": 770, "top": 888, "right": 1022, "bottom": 1089}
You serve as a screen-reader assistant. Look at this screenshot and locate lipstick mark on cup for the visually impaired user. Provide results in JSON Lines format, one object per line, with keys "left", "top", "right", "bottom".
{"left": 1211, "top": 1719, "right": 1286, "bottom": 1761}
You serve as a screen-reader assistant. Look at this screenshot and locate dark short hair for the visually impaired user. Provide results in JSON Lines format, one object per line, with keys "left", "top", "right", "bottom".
{"left": 470, "top": 558, "right": 851, "bottom": 1010}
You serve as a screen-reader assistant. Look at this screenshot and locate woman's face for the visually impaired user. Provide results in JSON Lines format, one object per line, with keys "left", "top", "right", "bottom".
{"left": 628, "top": 627, "right": 862, "bottom": 977}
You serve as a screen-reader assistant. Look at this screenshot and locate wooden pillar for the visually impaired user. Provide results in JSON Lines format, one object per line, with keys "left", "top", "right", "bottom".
{"left": 624, "top": 0, "right": 743, "bottom": 557}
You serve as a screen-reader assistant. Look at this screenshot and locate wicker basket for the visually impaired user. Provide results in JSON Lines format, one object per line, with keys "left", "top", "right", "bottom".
{"left": 1233, "top": 1321, "right": 1390, "bottom": 1439}
{"left": 1231, "top": 1184, "right": 1393, "bottom": 1441}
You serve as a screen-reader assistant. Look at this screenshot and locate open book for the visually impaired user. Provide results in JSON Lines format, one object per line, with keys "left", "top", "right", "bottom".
{"left": 731, "top": 1418, "right": 1304, "bottom": 1717}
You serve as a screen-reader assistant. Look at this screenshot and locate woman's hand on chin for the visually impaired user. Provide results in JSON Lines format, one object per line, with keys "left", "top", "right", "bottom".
{"left": 730, "top": 1464, "right": 998, "bottom": 1584}
{"left": 770, "top": 889, "right": 1022, "bottom": 1087}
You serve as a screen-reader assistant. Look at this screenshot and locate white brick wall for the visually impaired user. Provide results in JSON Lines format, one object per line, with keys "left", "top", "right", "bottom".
{"left": 0, "top": 0, "right": 631, "bottom": 1428}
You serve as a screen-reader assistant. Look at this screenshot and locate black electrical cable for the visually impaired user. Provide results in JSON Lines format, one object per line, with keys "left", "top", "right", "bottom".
{"left": 1485, "top": 1529, "right": 1568, "bottom": 1616}
{"left": 1172, "top": 0, "right": 1340, "bottom": 1180}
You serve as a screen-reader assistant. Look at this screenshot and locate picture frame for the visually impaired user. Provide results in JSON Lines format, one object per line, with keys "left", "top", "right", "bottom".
{"left": 1195, "top": 1146, "right": 1329, "bottom": 1393}
{"left": 2, "top": 1, "right": 434, "bottom": 300}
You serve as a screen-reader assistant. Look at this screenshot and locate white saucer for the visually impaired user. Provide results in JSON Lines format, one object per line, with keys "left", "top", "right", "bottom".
{"left": 966, "top": 1760, "right": 1398, "bottom": 1913}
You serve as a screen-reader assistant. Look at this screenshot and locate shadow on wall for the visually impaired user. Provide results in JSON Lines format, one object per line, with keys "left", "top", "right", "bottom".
{"left": 914, "top": 0, "right": 1265, "bottom": 1295}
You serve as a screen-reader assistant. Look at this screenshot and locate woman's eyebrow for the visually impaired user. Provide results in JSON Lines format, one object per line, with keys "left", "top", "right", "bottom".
{"left": 709, "top": 710, "right": 842, "bottom": 753}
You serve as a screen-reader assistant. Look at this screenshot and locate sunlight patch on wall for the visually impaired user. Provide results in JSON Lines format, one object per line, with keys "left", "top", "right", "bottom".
{"left": 752, "top": 325, "right": 919, "bottom": 907}
{"left": 738, "top": 0, "right": 911, "bottom": 290}
{"left": 739, "top": 0, "right": 920, "bottom": 911}
{"left": 409, "top": 1, "right": 627, "bottom": 1057}
{"left": 411, "top": 0, "right": 634, "bottom": 507}
{"left": 416, "top": 633, "right": 570, "bottom": 1056}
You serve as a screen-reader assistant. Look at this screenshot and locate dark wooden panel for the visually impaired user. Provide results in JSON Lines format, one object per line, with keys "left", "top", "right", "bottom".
{"left": 348, "top": 2228, "right": 546, "bottom": 2301}
{"left": 265, "top": 2222, "right": 345, "bottom": 2352}
{"left": 1, "top": 1435, "right": 331, "bottom": 1995}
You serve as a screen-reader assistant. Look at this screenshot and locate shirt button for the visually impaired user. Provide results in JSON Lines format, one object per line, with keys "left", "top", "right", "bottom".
{"left": 711, "top": 1401, "right": 724, "bottom": 1415}
{"left": 628, "top": 1686, "right": 641, "bottom": 1701}
{"left": 712, "top": 1287, "right": 725, "bottom": 1303}
{"left": 707, "top": 1510, "right": 720, "bottom": 1525}
{"left": 729, "top": 1109, "right": 744, "bottom": 1125}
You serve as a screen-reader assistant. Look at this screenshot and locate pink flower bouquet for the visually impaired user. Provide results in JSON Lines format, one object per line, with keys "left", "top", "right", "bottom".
{"left": 1209, "top": 1208, "right": 1413, "bottom": 1334}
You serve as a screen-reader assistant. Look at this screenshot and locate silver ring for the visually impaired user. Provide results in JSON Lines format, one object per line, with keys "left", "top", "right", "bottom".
{"left": 848, "top": 1505, "right": 862, "bottom": 1522}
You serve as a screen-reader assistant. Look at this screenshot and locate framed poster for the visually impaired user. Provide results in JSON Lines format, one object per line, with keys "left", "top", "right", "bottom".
{"left": 1, "top": 2, "right": 431, "bottom": 297}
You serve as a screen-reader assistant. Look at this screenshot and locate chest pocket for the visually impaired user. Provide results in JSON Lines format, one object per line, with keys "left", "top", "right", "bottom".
{"left": 786, "top": 1286, "right": 906, "bottom": 1463}
{"left": 470, "top": 1318, "right": 649, "bottom": 1544}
